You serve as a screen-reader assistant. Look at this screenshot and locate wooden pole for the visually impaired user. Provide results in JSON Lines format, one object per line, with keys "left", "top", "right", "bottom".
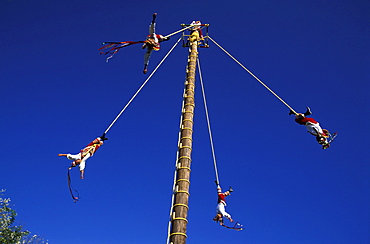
{"left": 169, "top": 29, "right": 200, "bottom": 244}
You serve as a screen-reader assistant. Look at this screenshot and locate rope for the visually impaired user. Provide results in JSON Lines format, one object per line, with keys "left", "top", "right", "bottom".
{"left": 208, "top": 36, "right": 298, "bottom": 115}
{"left": 198, "top": 57, "right": 245, "bottom": 232}
{"left": 103, "top": 37, "right": 182, "bottom": 135}
{"left": 197, "top": 58, "right": 220, "bottom": 185}
{"left": 163, "top": 25, "right": 195, "bottom": 39}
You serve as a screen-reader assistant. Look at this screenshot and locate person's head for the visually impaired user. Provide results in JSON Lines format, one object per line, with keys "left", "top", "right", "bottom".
{"left": 225, "top": 191, "right": 231, "bottom": 196}
{"left": 215, "top": 214, "right": 223, "bottom": 221}
{"left": 70, "top": 159, "right": 82, "bottom": 167}
{"left": 316, "top": 136, "right": 326, "bottom": 144}
{"left": 190, "top": 21, "right": 202, "bottom": 29}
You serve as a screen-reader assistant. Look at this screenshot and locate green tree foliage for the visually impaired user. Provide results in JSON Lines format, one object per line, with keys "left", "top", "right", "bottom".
{"left": 0, "top": 190, "right": 48, "bottom": 244}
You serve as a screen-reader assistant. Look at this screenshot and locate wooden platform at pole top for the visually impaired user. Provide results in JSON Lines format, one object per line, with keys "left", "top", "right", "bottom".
{"left": 181, "top": 23, "right": 210, "bottom": 48}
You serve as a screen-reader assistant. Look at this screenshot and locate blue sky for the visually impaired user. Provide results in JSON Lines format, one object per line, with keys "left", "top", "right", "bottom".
{"left": 1, "top": 0, "right": 369, "bottom": 243}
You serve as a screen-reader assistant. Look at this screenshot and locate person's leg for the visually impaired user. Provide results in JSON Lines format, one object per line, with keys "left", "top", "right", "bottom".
{"left": 306, "top": 122, "right": 323, "bottom": 135}
{"left": 66, "top": 153, "right": 81, "bottom": 161}
{"left": 149, "top": 14, "right": 156, "bottom": 36}
{"left": 143, "top": 49, "right": 153, "bottom": 74}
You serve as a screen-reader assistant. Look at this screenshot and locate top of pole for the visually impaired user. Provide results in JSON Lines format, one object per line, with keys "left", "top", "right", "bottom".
{"left": 181, "top": 21, "right": 210, "bottom": 48}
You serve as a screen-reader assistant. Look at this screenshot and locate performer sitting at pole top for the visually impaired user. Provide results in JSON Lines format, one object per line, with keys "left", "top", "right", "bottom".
{"left": 189, "top": 20, "right": 204, "bottom": 40}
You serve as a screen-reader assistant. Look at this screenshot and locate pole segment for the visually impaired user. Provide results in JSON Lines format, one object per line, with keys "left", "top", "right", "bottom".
{"left": 169, "top": 29, "right": 200, "bottom": 244}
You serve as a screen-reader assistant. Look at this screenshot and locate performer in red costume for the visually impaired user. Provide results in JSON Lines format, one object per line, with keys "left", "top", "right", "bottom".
{"left": 99, "top": 13, "right": 169, "bottom": 72}
{"left": 213, "top": 183, "right": 234, "bottom": 225}
{"left": 290, "top": 107, "right": 330, "bottom": 147}
{"left": 189, "top": 20, "right": 204, "bottom": 39}
{"left": 142, "top": 13, "right": 170, "bottom": 74}
{"left": 59, "top": 134, "right": 107, "bottom": 179}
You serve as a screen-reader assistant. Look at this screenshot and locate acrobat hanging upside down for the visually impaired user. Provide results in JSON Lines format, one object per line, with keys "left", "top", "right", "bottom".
{"left": 99, "top": 13, "right": 170, "bottom": 74}
{"left": 58, "top": 134, "right": 108, "bottom": 179}
{"left": 141, "top": 13, "right": 170, "bottom": 74}
{"left": 213, "top": 182, "right": 234, "bottom": 225}
{"left": 290, "top": 107, "right": 337, "bottom": 149}
{"left": 212, "top": 181, "right": 243, "bottom": 231}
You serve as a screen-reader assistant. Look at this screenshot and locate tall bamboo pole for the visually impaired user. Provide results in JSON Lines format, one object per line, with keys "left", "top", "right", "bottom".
{"left": 169, "top": 29, "right": 200, "bottom": 244}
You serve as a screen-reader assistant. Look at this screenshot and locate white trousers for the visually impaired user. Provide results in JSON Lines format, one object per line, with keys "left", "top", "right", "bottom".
{"left": 67, "top": 153, "right": 91, "bottom": 171}
{"left": 216, "top": 202, "right": 232, "bottom": 219}
{"left": 144, "top": 22, "right": 159, "bottom": 66}
{"left": 149, "top": 22, "right": 156, "bottom": 39}
{"left": 305, "top": 122, "right": 323, "bottom": 135}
